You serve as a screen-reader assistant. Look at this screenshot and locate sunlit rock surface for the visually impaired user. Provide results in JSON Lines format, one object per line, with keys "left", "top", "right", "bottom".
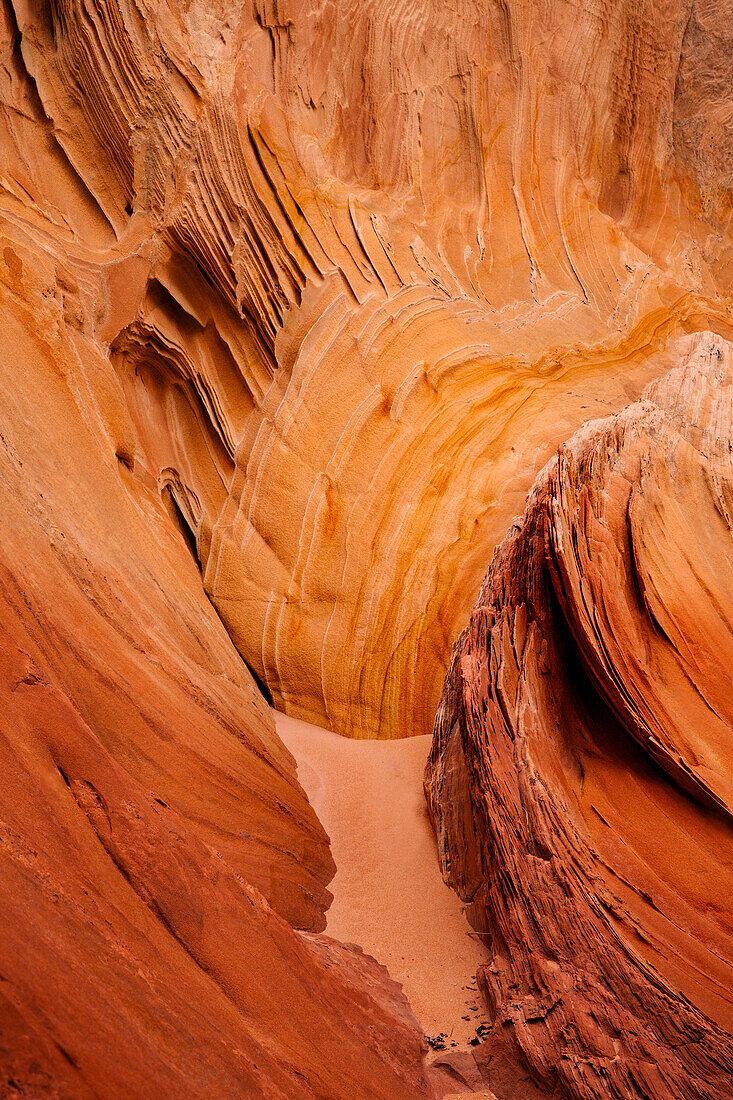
{"left": 0, "top": 172, "right": 438, "bottom": 1100}
{"left": 426, "top": 332, "right": 733, "bottom": 1099}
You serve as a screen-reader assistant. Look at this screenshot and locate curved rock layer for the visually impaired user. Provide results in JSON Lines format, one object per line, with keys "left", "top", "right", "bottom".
{"left": 425, "top": 331, "right": 733, "bottom": 1099}
{"left": 0, "top": 4, "right": 444, "bottom": 1093}
{"left": 0, "top": 207, "right": 442, "bottom": 1099}
{"left": 1, "top": 0, "right": 732, "bottom": 1096}
{"left": 5, "top": 0, "right": 733, "bottom": 737}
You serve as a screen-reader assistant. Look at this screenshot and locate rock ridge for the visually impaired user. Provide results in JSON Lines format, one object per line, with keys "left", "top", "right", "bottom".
{"left": 426, "top": 331, "right": 733, "bottom": 1099}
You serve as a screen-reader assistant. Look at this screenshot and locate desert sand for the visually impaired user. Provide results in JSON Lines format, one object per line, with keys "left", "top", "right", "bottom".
{"left": 274, "top": 709, "right": 489, "bottom": 1049}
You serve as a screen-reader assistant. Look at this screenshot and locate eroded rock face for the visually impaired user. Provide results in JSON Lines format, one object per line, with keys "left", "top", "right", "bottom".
{"left": 0, "top": 3, "right": 439, "bottom": 1093}
{"left": 425, "top": 331, "right": 733, "bottom": 1099}
{"left": 0, "top": 206, "right": 439, "bottom": 1100}
{"left": 6, "top": 0, "right": 733, "bottom": 738}
{"left": 1, "top": 0, "right": 732, "bottom": 1095}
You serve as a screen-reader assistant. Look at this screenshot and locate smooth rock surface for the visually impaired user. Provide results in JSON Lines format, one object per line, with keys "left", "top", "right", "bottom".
{"left": 274, "top": 710, "right": 490, "bottom": 1049}
{"left": 0, "top": 220, "right": 438, "bottom": 1099}
{"left": 0, "top": 0, "right": 731, "bottom": 1096}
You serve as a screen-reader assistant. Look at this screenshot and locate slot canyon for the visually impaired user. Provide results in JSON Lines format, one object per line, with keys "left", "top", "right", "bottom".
{"left": 0, "top": 1, "right": 731, "bottom": 1097}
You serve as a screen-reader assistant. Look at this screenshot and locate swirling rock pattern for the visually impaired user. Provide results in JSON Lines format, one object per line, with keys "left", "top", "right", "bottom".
{"left": 1, "top": 0, "right": 732, "bottom": 1095}
{"left": 0, "top": 4, "right": 438, "bottom": 1095}
{"left": 0, "top": 198, "right": 438, "bottom": 1099}
{"left": 6, "top": 0, "right": 733, "bottom": 737}
{"left": 425, "top": 331, "right": 733, "bottom": 1099}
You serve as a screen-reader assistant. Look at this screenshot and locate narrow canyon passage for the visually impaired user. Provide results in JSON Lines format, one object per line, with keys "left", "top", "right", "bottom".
{"left": 274, "top": 711, "right": 489, "bottom": 1051}
{"left": 2, "top": 1, "right": 733, "bottom": 1095}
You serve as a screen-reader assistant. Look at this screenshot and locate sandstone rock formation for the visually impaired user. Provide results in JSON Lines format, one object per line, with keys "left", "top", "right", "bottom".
{"left": 426, "top": 331, "right": 733, "bottom": 1098}
{"left": 1, "top": 0, "right": 732, "bottom": 1095}
{"left": 6, "top": 0, "right": 733, "bottom": 742}
{"left": 0, "top": 147, "right": 438, "bottom": 1100}
{"left": 0, "top": 1, "right": 441, "bottom": 1093}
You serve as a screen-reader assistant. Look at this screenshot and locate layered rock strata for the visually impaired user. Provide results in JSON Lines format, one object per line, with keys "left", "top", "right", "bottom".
{"left": 0, "top": 214, "right": 438, "bottom": 1099}
{"left": 0, "top": 2, "right": 441, "bottom": 1091}
{"left": 426, "top": 332, "right": 733, "bottom": 1099}
{"left": 6, "top": 0, "right": 733, "bottom": 738}
{"left": 0, "top": 0, "right": 732, "bottom": 1095}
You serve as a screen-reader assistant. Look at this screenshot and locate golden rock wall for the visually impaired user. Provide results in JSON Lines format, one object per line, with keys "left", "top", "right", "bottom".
{"left": 7, "top": 0, "right": 731, "bottom": 737}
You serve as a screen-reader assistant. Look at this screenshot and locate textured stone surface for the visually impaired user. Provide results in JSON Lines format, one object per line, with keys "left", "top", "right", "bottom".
{"left": 5, "top": 0, "right": 732, "bottom": 739}
{"left": 0, "top": 217, "right": 439, "bottom": 1098}
{"left": 425, "top": 332, "right": 733, "bottom": 1099}
{"left": 1, "top": 0, "right": 732, "bottom": 1096}
{"left": 0, "top": 2, "right": 444, "bottom": 1091}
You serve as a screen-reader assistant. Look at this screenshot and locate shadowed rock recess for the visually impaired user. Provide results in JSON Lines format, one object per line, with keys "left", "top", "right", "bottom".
{"left": 0, "top": 0, "right": 731, "bottom": 1098}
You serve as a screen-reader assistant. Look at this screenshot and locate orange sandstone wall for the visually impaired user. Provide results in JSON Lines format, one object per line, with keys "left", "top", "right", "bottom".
{"left": 7, "top": 0, "right": 732, "bottom": 738}
{"left": 1, "top": 1, "right": 732, "bottom": 1095}
{"left": 426, "top": 332, "right": 733, "bottom": 1098}
{"left": 0, "top": 3, "right": 439, "bottom": 1095}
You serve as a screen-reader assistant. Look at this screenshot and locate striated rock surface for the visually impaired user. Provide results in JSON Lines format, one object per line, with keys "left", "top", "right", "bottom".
{"left": 4, "top": 0, "right": 733, "bottom": 738}
{"left": 426, "top": 331, "right": 733, "bottom": 1098}
{"left": 0, "top": 214, "right": 439, "bottom": 1097}
{"left": 0, "top": 3, "right": 441, "bottom": 1091}
{"left": 1, "top": 0, "right": 732, "bottom": 1095}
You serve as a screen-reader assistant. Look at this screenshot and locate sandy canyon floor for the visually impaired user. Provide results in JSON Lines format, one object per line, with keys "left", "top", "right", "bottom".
{"left": 274, "top": 710, "right": 490, "bottom": 1052}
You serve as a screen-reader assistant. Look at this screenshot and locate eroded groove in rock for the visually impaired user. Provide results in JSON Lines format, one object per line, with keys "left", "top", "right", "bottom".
{"left": 0, "top": 14, "right": 437, "bottom": 1081}
{"left": 425, "top": 331, "right": 733, "bottom": 1099}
